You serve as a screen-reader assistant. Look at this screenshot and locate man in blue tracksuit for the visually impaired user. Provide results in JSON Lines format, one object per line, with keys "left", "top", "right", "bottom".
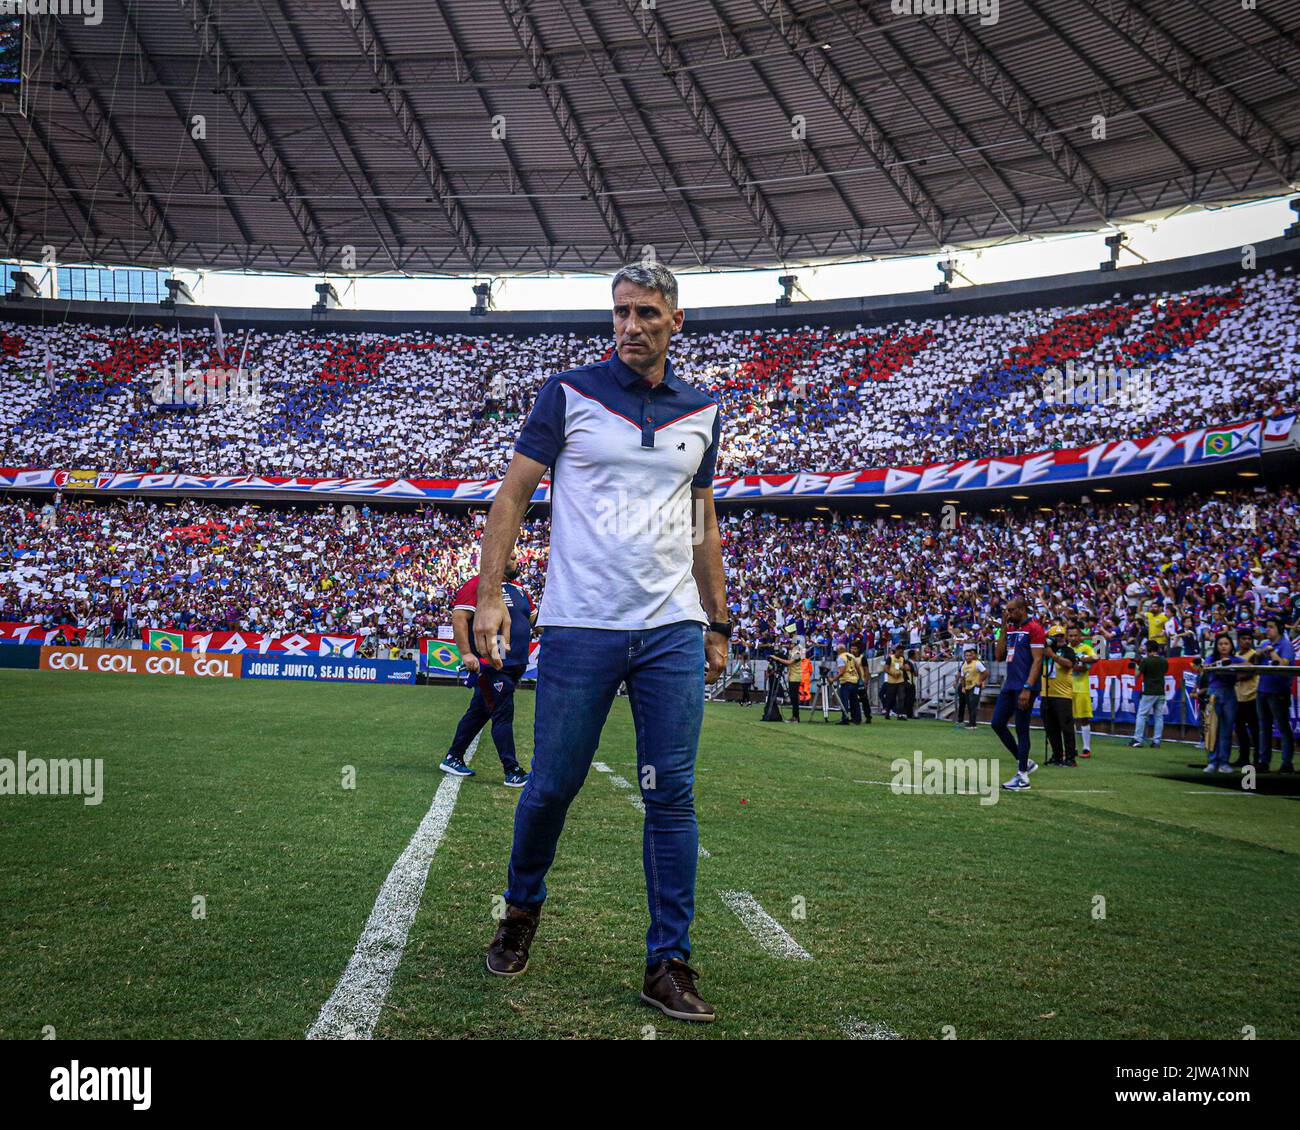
{"left": 994, "top": 595, "right": 1046, "bottom": 791}
{"left": 439, "top": 549, "right": 537, "bottom": 788}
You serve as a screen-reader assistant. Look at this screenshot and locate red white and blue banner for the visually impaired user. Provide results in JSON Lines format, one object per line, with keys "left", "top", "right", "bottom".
{"left": 0, "top": 413, "right": 1291, "bottom": 503}
{"left": 0, "top": 621, "right": 88, "bottom": 646}
{"left": 714, "top": 416, "right": 1286, "bottom": 500}
{"left": 143, "top": 628, "right": 364, "bottom": 656}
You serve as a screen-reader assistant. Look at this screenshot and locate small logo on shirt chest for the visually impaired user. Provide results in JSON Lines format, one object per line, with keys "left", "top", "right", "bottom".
{"left": 676, "top": 442, "right": 686, "bottom": 451}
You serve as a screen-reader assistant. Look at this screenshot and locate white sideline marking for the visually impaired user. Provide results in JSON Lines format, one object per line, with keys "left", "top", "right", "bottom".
{"left": 719, "top": 890, "right": 812, "bottom": 960}
{"left": 852, "top": 779, "right": 986, "bottom": 797}
{"left": 595, "top": 762, "right": 709, "bottom": 855}
{"left": 1036, "top": 789, "right": 1114, "bottom": 794}
{"left": 306, "top": 735, "right": 479, "bottom": 1041}
{"left": 1184, "top": 790, "right": 1256, "bottom": 796}
{"left": 841, "top": 1016, "right": 901, "bottom": 1040}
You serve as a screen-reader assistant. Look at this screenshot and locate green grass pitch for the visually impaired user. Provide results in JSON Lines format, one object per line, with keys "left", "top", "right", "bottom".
{"left": 2, "top": 669, "right": 1297, "bottom": 1040}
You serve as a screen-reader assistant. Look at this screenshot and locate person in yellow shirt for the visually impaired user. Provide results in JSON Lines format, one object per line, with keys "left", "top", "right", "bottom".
{"left": 1042, "top": 625, "right": 1078, "bottom": 766}
{"left": 1145, "top": 602, "right": 1170, "bottom": 654}
{"left": 953, "top": 646, "right": 987, "bottom": 730}
{"left": 1067, "top": 624, "right": 1098, "bottom": 758}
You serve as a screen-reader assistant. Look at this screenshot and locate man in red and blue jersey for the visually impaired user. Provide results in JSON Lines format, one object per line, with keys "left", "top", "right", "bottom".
{"left": 994, "top": 594, "right": 1046, "bottom": 791}
{"left": 439, "top": 549, "right": 537, "bottom": 787}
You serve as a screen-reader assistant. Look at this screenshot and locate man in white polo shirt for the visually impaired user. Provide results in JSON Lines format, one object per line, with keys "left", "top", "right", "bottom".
{"left": 471, "top": 262, "right": 729, "bottom": 1023}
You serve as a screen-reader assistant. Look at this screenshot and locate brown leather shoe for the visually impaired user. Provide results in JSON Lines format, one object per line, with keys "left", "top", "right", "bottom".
{"left": 641, "top": 958, "right": 716, "bottom": 1023}
{"left": 486, "top": 905, "right": 539, "bottom": 977}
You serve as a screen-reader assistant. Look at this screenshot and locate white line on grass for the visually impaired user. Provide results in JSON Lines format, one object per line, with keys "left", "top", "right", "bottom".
{"left": 719, "top": 890, "right": 812, "bottom": 960}
{"left": 306, "top": 734, "right": 479, "bottom": 1041}
{"left": 1035, "top": 789, "right": 1114, "bottom": 794}
{"left": 852, "top": 779, "right": 991, "bottom": 797}
{"left": 841, "top": 1016, "right": 901, "bottom": 1040}
{"left": 595, "top": 761, "right": 709, "bottom": 855}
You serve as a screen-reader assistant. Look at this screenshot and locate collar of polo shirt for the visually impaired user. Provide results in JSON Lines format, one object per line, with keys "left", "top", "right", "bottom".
{"left": 608, "top": 351, "right": 682, "bottom": 394}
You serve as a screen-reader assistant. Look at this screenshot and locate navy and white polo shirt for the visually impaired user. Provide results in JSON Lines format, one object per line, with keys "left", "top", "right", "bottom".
{"left": 515, "top": 352, "right": 720, "bottom": 630}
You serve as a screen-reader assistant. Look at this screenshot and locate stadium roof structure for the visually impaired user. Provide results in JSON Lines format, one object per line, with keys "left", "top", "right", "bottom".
{"left": 2, "top": 0, "right": 1299, "bottom": 276}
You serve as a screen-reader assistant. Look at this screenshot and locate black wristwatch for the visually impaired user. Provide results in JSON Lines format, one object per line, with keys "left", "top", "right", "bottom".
{"left": 707, "top": 620, "right": 733, "bottom": 639}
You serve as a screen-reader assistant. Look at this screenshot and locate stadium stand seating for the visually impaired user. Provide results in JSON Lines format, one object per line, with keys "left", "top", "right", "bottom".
{"left": 2, "top": 487, "right": 1293, "bottom": 660}
{"left": 1, "top": 267, "right": 1295, "bottom": 480}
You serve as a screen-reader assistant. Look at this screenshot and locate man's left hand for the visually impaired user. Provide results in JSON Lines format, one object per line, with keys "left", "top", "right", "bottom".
{"left": 705, "top": 631, "right": 728, "bottom": 685}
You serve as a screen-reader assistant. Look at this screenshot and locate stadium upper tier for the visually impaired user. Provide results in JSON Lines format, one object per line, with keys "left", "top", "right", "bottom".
{"left": 0, "top": 266, "right": 1296, "bottom": 481}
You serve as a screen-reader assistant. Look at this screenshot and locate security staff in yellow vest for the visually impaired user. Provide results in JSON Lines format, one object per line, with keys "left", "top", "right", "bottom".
{"left": 882, "top": 645, "right": 906, "bottom": 720}
{"left": 831, "top": 643, "right": 866, "bottom": 725}
{"left": 954, "top": 647, "right": 987, "bottom": 730}
{"left": 1042, "top": 624, "right": 1079, "bottom": 767}
{"left": 850, "top": 641, "right": 872, "bottom": 723}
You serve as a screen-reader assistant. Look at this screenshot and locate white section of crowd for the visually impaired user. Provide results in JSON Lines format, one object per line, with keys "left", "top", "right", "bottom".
{"left": 0, "top": 268, "right": 1294, "bottom": 480}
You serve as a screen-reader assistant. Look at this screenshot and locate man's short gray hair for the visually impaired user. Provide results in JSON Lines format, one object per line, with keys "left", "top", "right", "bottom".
{"left": 611, "top": 262, "right": 679, "bottom": 310}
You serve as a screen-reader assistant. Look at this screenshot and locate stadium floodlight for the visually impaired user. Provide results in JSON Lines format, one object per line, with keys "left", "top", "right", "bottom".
{"left": 1100, "top": 232, "right": 1126, "bottom": 272}
{"left": 934, "top": 259, "right": 955, "bottom": 294}
{"left": 776, "top": 275, "right": 797, "bottom": 307}
{"left": 1286, "top": 197, "right": 1300, "bottom": 239}
{"left": 4, "top": 270, "right": 40, "bottom": 302}
{"left": 312, "top": 282, "right": 341, "bottom": 314}
{"left": 160, "top": 278, "right": 196, "bottom": 308}
{"left": 470, "top": 282, "right": 493, "bottom": 317}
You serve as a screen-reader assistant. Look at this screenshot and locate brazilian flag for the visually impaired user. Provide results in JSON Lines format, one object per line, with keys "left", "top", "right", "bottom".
{"left": 147, "top": 629, "right": 185, "bottom": 652}
{"left": 1203, "top": 430, "right": 1244, "bottom": 458}
{"left": 425, "top": 640, "right": 462, "bottom": 675}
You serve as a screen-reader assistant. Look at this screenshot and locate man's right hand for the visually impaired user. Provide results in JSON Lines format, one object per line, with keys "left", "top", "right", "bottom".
{"left": 473, "top": 596, "right": 509, "bottom": 669}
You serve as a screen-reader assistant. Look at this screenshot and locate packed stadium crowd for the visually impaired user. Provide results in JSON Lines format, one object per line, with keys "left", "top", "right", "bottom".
{"left": 2, "top": 486, "right": 1292, "bottom": 666}
{"left": 0, "top": 266, "right": 1295, "bottom": 481}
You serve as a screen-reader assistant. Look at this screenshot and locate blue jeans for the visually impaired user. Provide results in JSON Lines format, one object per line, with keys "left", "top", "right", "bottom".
{"left": 1258, "top": 692, "right": 1294, "bottom": 769}
{"left": 447, "top": 663, "right": 525, "bottom": 772}
{"left": 1212, "top": 693, "right": 1238, "bottom": 768}
{"left": 1133, "top": 693, "right": 1166, "bottom": 745}
{"left": 991, "top": 687, "right": 1034, "bottom": 773}
{"left": 505, "top": 622, "right": 704, "bottom": 966}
